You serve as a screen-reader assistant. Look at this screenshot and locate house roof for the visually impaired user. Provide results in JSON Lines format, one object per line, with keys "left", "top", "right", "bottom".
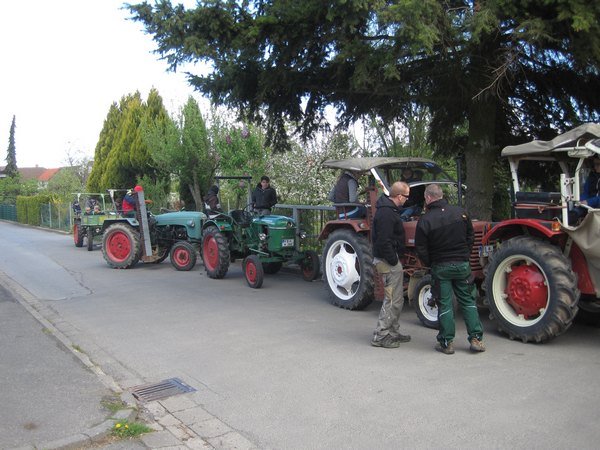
{"left": 38, "top": 168, "right": 61, "bottom": 182}
{"left": 0, "top": 166, "right": 62, "bottom": 181}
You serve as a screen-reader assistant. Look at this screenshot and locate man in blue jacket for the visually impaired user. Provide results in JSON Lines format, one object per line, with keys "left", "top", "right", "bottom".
{"left": 371, "top": 181, "right": 412, "bottom": 348}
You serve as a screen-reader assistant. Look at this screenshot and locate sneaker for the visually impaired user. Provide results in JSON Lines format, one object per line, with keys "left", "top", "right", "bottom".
{"left": 470, "top": 338, "right": 486, "bottom": 352}
{"left": 391, "top": 333, "right": 411, "bottom": 343}
{"left": 435, "top": 342, "right": 455, "bottom": 355}
{"left": 371, "top": 334, "right": 401, "bottom": 348}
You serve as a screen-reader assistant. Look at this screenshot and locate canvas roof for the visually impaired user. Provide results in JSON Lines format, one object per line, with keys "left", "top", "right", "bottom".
{"left": 322, "top": 157, "right": 438, "bottom": 172}
{"left": 501, "top": 123, "right": 600, "bottom": 157}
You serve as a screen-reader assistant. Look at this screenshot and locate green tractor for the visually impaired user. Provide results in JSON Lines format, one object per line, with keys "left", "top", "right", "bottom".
{"left": 72, "top": 192, "right": 113, "bottom": 251}
{"left": 200, "top": 176, "right": 320, "bottom": 288}
{"left": 100, "top": 187, "right": 204, "bottom": 271}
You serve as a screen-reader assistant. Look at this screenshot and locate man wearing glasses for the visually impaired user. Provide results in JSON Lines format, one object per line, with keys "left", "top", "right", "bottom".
{"left": 371, "top": 181, "right": 412, "bottom": 348}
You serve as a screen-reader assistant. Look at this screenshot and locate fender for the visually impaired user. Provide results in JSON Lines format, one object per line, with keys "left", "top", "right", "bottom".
{"left": 481, "top": 218, "right": 563, "bottom": 245}
{"left": 318, "top": 219, "right": 370, "bottom": 241}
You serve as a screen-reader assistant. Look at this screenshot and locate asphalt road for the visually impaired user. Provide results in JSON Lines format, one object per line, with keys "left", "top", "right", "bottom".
{"left": 1, "top": 220, "right": 599, "bottom": 449}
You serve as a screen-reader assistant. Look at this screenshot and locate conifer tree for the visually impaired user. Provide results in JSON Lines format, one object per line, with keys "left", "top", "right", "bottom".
{"left": 5, "top": 115, "right": 18, "bottom": 177}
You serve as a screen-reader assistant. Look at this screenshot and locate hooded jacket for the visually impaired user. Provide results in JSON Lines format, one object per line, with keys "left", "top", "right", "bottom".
{"left": 252, "top": 183, "right": 278, "bottom": 209}
{"left": 372, "top": 194, "right": 406, "bottom": 266}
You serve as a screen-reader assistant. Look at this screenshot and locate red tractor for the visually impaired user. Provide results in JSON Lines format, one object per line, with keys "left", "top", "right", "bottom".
{"left": 481, "top": 123, "right": 600, "bottom": 342}
{"left": 319, "top": 157, "right": 492, "bottom": 328}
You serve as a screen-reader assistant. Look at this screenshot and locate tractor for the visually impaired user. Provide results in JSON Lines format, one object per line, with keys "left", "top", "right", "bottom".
{"left": 100, "top": 187, "right": 204, "bottom": 271}
{"left": 200, "top": 176, "right": 320, "bottom": 288}
{"left": 319, "top": 157, "right": 493, "bottom": 329}
{"left": 72, "top": 192, "right": 113, "bottom": 251}
{"left": 480, "top": 122, "right": 600, "bottom": 343}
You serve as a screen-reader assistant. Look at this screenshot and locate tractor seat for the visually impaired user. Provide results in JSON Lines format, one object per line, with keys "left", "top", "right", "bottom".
{"left": 230, "top": 209, "right": 251, "bottom": 227}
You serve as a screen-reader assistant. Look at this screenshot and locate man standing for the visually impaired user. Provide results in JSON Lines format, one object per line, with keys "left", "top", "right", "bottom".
{"left": 415, "top": 184, "right": 485, "bottom": 355}
{"left": 252, "top": 176, "right": 278, "bottom": 215}
{"left": 371, "top": 181, "right": 412, "bottom": 348}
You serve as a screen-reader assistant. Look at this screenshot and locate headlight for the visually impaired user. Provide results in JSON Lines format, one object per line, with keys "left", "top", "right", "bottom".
{"left": 187, "top": 219, "right": 195, "bottom": 228}
{"left": 299, "top": 230, "right": 307, "bottom": 239}
{"left": 259, "top": 233, "right": 267, "bottom": 240}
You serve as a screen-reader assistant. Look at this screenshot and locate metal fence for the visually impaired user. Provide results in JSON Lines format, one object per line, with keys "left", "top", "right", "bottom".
{"left": 40, "top": 203, "right": 73, "bottom": 232}
{"left": 273, "top": 204, "right": 337, "bottom": 253}
{"left": 0, "top": 204, "right": 17, "bottom": 222}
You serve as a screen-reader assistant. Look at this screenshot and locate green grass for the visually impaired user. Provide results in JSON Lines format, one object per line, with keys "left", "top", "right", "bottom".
{"left": 112, "top": 420, "right": 152, "bottom": 438}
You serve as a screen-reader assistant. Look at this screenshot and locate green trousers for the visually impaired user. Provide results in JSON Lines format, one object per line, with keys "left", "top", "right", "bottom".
{"left": 431, "top": 261, "right": 483, "bottom": 346}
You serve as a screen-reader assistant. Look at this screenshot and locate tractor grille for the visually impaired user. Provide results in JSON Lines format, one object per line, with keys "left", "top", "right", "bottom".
{"left": 130, "top": 378, "right": 196, "bottom": 402}
{"left": 470, "top": 229, "right": 484, "bottom": 272}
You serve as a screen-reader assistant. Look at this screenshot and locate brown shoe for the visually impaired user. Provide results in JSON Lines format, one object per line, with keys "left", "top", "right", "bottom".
{"left": 371, "top": 334, "right": 401, "bottom": 348}
{"left": 435, "top": 342, "right": 455, "bottom": 355}
{"left": 470, "top": 338, "right": 486, "bottom": 352}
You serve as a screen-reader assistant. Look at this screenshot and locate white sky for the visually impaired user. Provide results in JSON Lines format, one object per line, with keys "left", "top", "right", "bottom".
{"left": 0, "top": 0, "right": 204, "bottom": 168}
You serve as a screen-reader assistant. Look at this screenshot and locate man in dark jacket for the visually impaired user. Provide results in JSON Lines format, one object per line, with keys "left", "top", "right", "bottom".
{"left": 252, "top": 176, "right": 278, "bottom": 215}
{"left": 204, "top": 185, "right": 222, "bottom": 213}
{"left": 371, "top": 181, "right": 412, "bottom": 348}
{"left": 328, "top": 170, "right": 366, "bottom": 219}
{"left": 415, "top": 184, "right": 485, "bottom": 355}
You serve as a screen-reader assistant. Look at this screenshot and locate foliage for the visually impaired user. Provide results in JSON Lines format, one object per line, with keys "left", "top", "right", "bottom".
{"left": 16, "top": 193, "right": 56, "bottom": 226}
{"left": 136, "top": 173, "right": 170, "bottom": 213}
{"left": 128, "top": 0, "right": 600, "bottom": 220}
{"left": 63, "top": 148, "right": 94, "bottom": 187}
{"left": 45, "top": 167, "right": 85, "bottom": 198}
{"left": 0, "top": 175, "right": 37, "bottom": 205}
{"left": 4, "top": 115, "right": 18, "bottom": 177}
{"left": 87, "top": 90, "right": 171, "bottom": 193}
{"left": 144, "top": 96, "right": 216, "bottom": 210}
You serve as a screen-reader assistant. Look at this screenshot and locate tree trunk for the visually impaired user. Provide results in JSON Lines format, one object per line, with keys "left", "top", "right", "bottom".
{"left": 464, "top": 95, "right": 497, "bottom": 221}
{"left": 189, "top": 171, "right": 203, "bottom": 211}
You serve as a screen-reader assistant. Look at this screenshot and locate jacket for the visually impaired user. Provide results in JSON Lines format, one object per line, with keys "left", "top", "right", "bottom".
{"left": 328, "top": 171, "right": 359, "bottom": 203}
{"left": 582, "top": 171, "right": 600, "bottom": 208}
{"left": 372, "top": 194, "right": 406, "bottom": 266}
{"left": 415, "top": 198, "right": 473, "bottom": 267}
{"left": 252, "top": 184, "right": 278, "bottom": 209}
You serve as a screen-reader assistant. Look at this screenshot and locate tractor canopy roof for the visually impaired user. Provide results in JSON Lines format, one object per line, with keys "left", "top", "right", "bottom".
{"left": 501, "top": 123, "right": 600, "bottom": 158}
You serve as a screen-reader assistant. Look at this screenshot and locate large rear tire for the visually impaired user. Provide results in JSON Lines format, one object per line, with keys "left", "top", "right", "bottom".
{"left": 484, "top": 236, "right": 579, "bottom": 343}
{"left": 73, "top": 221, "right": 84, "bottom": 247}
{"left": 322, "top": 229, "right": 374, "bottom": 310}
{"left": 202, "top": 226, "right": 230, "bottom": 279}
{"left": 102, "top": 223, "right": 141, "bottom": 269}
{"left": 170, "top": 241, "right": 197, "bottom": 271}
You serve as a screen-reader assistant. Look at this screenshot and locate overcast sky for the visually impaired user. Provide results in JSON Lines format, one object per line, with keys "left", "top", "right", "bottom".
{"left": 0, "top": 0, "right": 203, "bottom": 168}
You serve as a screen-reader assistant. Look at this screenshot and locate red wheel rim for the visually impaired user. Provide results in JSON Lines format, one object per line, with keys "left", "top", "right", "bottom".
{"left": 302, "top": 255, "right": 314, "bottom": 278}
{"left": 505, "top": 264, "right": 548, "bottom": 317}
{"left": 203, "top": 236, "right": 219, "bottom": 271}
{"left": 173, "top": 247, "right": 190, "bottom": 267}
{"left": 106, "top": 231, "right": 131, "bottom": 262}
{"left": 246, "top": 260, "right": 257, "bottom": 283}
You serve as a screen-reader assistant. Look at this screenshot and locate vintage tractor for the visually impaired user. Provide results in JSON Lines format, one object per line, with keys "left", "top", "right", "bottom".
{"left": 100, "top": 187, "right": 205, "bottom": 271}
{"left": 319, "top": 157, "right": 493, "bottom": 329}
{"left": 481, "top": 123, "right": 600, "bottom": 343}
{"left": 72, "top": 192, "right": 112, "bottom": 251}
{"left": 200, "top": 176, "right": 320, "bottom": 288}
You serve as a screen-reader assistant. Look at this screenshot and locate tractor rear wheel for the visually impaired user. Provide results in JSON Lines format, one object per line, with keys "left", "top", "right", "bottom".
{"left": 73, "top": 221, "right": 84, "bottom": 247}
{"left": 322, "top": 229, "right": 374, "bottom": 310}
{"left": 102, "top": 223, "right": 141, "bottom": 269}
{"left": 300, "top": 250, "right": 321, "bottom": 281}
{"left": 202, "top": 226, "right": 230, "bottom": 279}
{"left": 412, "top": 275, "right": 439, "bottom": 329}
{"left": 170, "top": 241, "right": 197, "bottom": 271}
{"left": 484, "top": 236, "right": 579, "bottom": 343}
{"left": 244, "top": 255, "right": 264, "bottom": 288}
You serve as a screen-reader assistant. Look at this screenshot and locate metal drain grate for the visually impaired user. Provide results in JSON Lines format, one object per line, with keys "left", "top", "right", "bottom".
{"left": 130, "top": 377, "right": 196, "bottom": 402}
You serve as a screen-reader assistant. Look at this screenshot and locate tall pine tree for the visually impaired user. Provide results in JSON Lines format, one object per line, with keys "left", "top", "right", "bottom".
{"left": 5, "top": 115, "right": 18, "bottom": 177}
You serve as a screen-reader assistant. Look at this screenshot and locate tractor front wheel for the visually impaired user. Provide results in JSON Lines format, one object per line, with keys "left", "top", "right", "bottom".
{"left": 244, "top": 255, "right": 264, "bottom": 288}
{"left": 102, "top": 223, "right": 141, "bottom": 269}
{"left": 170, "top": 241, "right": 197, "bottom": 271}
{"left": 484, "top": 236, "right": 579, "bottom": 343}
{"left": 300, "top": 250, "right": 321, "bottom": 281}
{"left": 202, "top": 227, "right": 230, "bottom": 279}
{"left": 87, "top": 229, "right": 94, "bottom": 251}
{"left": 412, "top": 275, "right": 439, "bottom": 329}
{"left": 322, "top": 229, "right": 374, "bottom": 310}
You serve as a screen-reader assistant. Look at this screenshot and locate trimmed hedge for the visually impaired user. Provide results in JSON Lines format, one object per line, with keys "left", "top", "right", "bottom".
{"left": 16, "top": 194, "right": 57, "bottom": 227}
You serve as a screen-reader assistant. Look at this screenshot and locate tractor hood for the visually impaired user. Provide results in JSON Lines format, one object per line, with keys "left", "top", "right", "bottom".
{"left": 253, "top": 214, "right": 296, "bottom": 229}
{"left": 155, "top": 211, "right": 207, "bottom": 229}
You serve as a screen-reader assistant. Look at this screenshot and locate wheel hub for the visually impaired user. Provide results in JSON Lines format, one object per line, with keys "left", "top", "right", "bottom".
{"left": 505, "top": 264, "right": 547, "bottom": 317}
{"left": 331, "top": 254, "right": 350, "bottom": 285}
